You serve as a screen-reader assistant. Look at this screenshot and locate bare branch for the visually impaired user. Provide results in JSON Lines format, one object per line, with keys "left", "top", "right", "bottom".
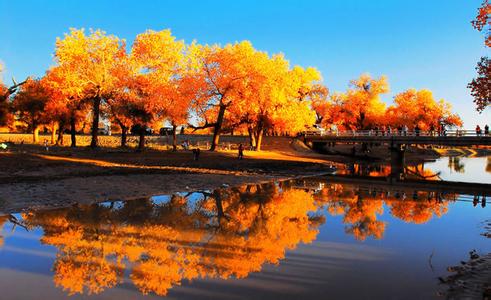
{"left": 188, "top": 119, "right": 217, "bottom": 131}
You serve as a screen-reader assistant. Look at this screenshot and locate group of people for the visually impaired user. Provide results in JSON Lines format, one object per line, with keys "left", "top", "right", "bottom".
{"left": 325, "top": 124, "right": 490, "bottom": 137}
{"left": 370, "top": 124, "right": 449, "bottom": 137}
{"left": 473, "top": 195, "right": 486, "bottom": 208}
{"left": 475, "top": 124, "right": 489, "bottom": 136}
{"left": 371, "top": 125, "right": 410, "bottom": 136}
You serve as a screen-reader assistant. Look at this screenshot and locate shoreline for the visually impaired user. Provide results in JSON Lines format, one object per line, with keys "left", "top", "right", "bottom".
{"left": 0, "top": 140, "right": 488, "bottom": 215}
{"left": 0, "top": 142, "right": 333, "bottom": 214}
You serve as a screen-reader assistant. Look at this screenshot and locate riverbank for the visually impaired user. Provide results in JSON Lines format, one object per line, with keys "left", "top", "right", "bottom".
{"left": 0, "top": 142, "right": 333, "bottom": 214}
{"left": 1, "top": 136, "right": 487, "bottom": 214}
{"left": 439, "top": 222, "right": 491, "bottom": 299}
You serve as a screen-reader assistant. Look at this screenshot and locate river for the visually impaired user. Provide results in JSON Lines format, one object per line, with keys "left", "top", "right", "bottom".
{"left": 0, "top": 156, "right": 489, "bottom": 299}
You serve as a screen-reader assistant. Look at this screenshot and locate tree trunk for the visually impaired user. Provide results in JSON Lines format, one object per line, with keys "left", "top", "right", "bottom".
{"left": 255, "top": 127, "right": 264, "bottom": 151}
{"left": 50, "top": 123, "right": 57, "bottom": 144}
{"left": 33, "top": 125, "right": 39, "bottom": 143}
{"left": 210, "top": 104, "right": 227, "bottom": 151}
{"left": 90, "top": 97, "right": 101, "bottom": 148}
{"left": 172, "top": 124, "right": 177, "bottom": 151}
{"left": 70, "top": 115, "right": 77, "bottom": 147}
{"left": 57, "top": 129, "right": 64, "bottom": 146}
{"left": 358, "top": 111, "right": 366, "bottom": 130}
{"left": 120, "top": 125, "right": 127, "bottom": 147}
{"left": 213, "top": 190, "right": 226, "bottom": 226}
{"left": 57, "top": 120, "right": 65, "bottom": 146}
{"left": 138, "top": 128, "right": 145, "bottom": 151}
{"left": 248, "top": 126, "right": 256, "bottom": 149}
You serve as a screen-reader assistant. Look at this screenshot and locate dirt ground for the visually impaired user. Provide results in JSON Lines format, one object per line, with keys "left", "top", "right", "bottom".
{"left": 0, "top": 138, "right": 335, "bottom": 213}
{"left": 0, "top": 136, "right": 483, "bottom": 214}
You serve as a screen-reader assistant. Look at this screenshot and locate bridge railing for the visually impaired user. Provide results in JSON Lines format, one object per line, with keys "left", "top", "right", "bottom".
{"left": 305, "top": 129, "right": 489, "bottom": 138}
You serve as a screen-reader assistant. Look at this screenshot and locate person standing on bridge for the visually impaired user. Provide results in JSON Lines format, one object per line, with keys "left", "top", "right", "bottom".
{"left": 484, "top": 124, "right": 489, "bottom": 136}
{"left": 332, "top": 124, "right": 339, "bottom": 136}
{"left": 439, "top": 124, "right": 446, "bottom": 136}
{"left": 476, "top": 125, "right": 482, "bottom": 136}
{"left": 402, "top": 124, "right": 408, "bottom": 136}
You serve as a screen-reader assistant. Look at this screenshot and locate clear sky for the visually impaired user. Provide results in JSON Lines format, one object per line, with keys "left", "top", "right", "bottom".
{"left": 1, "top": 0, "right": 489, "bottom": 126}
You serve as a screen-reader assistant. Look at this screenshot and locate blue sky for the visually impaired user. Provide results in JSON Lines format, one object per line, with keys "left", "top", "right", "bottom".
{"left": 1, "top": 0, "right": 489, "bottom": 126}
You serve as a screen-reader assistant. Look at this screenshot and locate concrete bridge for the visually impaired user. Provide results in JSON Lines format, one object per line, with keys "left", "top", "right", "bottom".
{"left": 304, "top": 130, "right": 491, "bottom": 178}
{"left": 304, "top": 131, "right": 491, "bottom": 147}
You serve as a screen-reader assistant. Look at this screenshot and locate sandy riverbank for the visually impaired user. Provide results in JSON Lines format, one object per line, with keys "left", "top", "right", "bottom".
{"left": 0, "top": 141, "right": 333, "bottom": 214}
{"left": 0, "top": 136, "right": 486, "bottom": 214}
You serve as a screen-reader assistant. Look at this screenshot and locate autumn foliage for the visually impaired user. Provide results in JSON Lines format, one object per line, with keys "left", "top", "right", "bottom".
{"left": 314, "top": 182, "right": 451, "bottom": 241}
{"left": 473, "top": 0, "right": 491, "bottom": 47}
{"left": 313, "top": 74, "right": 462, "bottom": 131}
{"left": 0, "top": 178, "right": 458, "bottom": 296}
{"left": 469, "top": 0, "right": 491, "bottom": 112}
{"left": 18, "top": 183, "right": 321, "bottom": 296}
{"left": 2, "top": 27, "right": 466, "bottom": 148}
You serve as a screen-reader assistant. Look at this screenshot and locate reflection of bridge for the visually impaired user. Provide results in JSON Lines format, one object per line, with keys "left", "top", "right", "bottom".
{"left": 304, "top": 132, "right": 491, "bottom": 178}
{"left": 300, "top": 175, "right": 491, "bottom": 197}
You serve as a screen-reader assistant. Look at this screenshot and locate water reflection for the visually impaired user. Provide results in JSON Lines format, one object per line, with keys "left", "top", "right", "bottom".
{"left": 292, "top": 180, "right": 452, "bottom": 240}
{"left": 0, "top": 177, "right": 488, "bottom": 298}
{"left": 341, "top": 163, "right": 442, "bottom": 180}
{"left": 344, "top": 155, "right": 491, "bottom": 183}
{"left": 11, "top": 183, "right": 323, "bottom": 296}
{"left": 448, "top": 157, "right": 465, "bottom": 173}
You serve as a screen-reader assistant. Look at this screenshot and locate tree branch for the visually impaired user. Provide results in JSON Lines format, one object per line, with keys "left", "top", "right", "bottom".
{"left": 188, "top": 119, "right": 217, "bottom": 131}
{"left": 2, "top": 77, "right": 29, "bottom": 101}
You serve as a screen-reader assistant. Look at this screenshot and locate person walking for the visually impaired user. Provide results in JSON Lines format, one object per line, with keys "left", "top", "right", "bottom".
{"left": 484, "top": 124, "right": 489, "bottom": 136}
{"left": 476, "top": 125, "right": 481, "bottom": 136}
{"left": 192, "top": 148, "right": 200, "bottom": 160}
{"left": 238, "top": 144, "right": 244, "bottom": 160}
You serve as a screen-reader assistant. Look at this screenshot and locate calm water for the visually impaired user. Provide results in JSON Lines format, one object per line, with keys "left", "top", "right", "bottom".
{"left": 0, "top": 157, "right": 489, "bottom": 299}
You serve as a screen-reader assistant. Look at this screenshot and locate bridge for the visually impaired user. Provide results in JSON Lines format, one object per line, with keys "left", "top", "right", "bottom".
{"left": 304, "top": 130, "right": 491, "bottom": 178}
{"left": 304, "top": 130, "right": 491, "bottom": 147}
{"left": 291, "top": 174, "right": 491, "bottom": 197}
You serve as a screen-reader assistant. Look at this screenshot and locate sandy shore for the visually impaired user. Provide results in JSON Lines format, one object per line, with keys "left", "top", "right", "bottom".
{"left": 0, "top": 141, "right": 332, "bottom": 214}
{"left": 1, "top": 137, "right": 485, "bottom": 214}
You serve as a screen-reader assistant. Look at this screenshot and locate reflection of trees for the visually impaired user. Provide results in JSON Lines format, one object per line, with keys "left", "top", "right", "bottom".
{"left": 19, "top": 183, "right": 322, "bottom": 296}
{"left": 387, "top": 199, "right": 448, "bottom": 224}
{"left": 0, "top": 215, "right": 8, "bottom": 247}
{"left": 314, "top": 183, "right": 452, "bottom": 240}
{"left": 315, "top": 184, "right": 385, "bottom": 241}
{"left": 339, "top": 164, "right": 391, "bottom": 177}
{"left": 405, "top": 164, "right": 441, "bottom": 180}
{"left": 0, "top": 214, "right": 26, "bottom": 247}
{"left": 447, "top": 156, "right": 465, "bottom": 173}
{"left": 339, "top": 163, "right": 443, "bottom": 181}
